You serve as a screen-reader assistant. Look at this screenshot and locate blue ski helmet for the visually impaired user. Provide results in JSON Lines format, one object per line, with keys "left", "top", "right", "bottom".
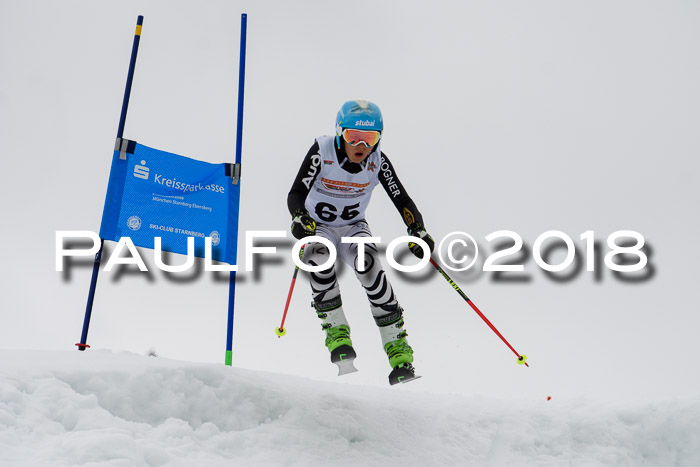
{"left": 335, "top": 100, "right": 383, "bottom": 141}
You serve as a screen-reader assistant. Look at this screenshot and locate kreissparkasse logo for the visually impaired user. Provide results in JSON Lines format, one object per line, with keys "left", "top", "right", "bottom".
{"left": 133, "top": 160, "right": 149, "bottom": 180}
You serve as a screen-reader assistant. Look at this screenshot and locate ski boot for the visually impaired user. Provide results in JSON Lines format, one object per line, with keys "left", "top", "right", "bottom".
{"left": 386, "top": 337, "right": 420, "bottom": 385}
{"left": 314, "top": 294, "right": 357, "bottom": 375}
{"left": 372, "top": 302, "right": 421, "bottom": 385}
{"left": 325, "top": 324, "right": 357, "bottom": 375}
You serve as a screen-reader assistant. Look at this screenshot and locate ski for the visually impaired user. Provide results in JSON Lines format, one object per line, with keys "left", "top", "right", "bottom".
{"left": 334, "top": 358, "right": 358, "bottom": 376}
{"left": 330, "top": 344, "right": 358, "bottom": 376}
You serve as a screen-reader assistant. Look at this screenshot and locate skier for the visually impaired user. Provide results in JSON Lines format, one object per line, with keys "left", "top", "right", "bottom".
{"left": 287, "top": 100, "right": 435, "bottom": 385}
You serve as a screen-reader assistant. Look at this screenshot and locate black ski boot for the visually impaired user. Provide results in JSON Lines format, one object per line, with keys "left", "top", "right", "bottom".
{"left": 388, "top": 362, "right": 421, "bottom": 385}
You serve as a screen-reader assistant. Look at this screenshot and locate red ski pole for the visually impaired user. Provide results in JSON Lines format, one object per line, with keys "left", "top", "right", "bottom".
{"left": 429, "top": 258, "right": 529, "bottom": 367}
{"left": 276, "top": 246, "right": 305, "bottom": 337}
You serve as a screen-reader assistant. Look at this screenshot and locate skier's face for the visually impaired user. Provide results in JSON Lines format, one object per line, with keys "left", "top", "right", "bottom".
{"left": 344, "top": 139, "right": 373, "bottom": 164}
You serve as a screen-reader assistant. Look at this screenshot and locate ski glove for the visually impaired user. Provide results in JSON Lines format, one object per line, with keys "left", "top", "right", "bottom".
{"left": 291, "top": 210, "right": 317, "bottom": 240}
{"left": 407, "top": 223, "right": 435, "bottom": 259}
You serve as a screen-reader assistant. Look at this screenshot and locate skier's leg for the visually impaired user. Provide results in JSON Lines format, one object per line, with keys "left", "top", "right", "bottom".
{"left": 337, "top": 220, "right": 396, "bottom": 308}
{"left": 372, "top": 301, "right": 419, "bottom": 384}
{"left": 370, "top": 302, "right": 413, "bottom": 368}
{"left": 305, "top": 226, "right": 353, "bottom": 358}
{"left": 339, "top": 221, "right": 416, "bottom": 380}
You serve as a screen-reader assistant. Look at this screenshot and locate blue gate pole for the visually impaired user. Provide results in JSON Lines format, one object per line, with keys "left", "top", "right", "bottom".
{"left": 77, "top": 15, "right": 144, "bottom": 351}
{"left": 226, "top": 13, "right": 247, "bottom": 366}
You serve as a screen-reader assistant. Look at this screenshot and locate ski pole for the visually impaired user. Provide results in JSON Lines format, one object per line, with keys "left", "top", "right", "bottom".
{"left": 276, "top": 245, "right": 305, "bottom": 337}
{"left": 429, "top": 257, "right": 529, "bottom": 367}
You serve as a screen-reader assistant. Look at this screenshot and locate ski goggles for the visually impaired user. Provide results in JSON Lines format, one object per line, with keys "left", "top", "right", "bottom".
{"left": 341, "top": 128, "right": 381, "bottom": 147}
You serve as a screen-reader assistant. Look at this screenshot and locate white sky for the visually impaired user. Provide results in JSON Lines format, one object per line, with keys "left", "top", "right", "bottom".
{"left": 1, "top": 0, "right": 698, "bottom": 402}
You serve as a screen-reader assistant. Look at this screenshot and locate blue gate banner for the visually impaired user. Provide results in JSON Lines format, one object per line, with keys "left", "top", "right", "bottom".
{"left": 99, "top": 141, "right": 239, "bottom": 264}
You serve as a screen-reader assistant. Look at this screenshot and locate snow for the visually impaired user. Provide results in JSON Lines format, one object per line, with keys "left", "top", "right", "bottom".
{"left": 1, "top": 0, "right": 699, "bottom": 402}
{"left": 1, "top": 350, "right": 698, "bottom": 466}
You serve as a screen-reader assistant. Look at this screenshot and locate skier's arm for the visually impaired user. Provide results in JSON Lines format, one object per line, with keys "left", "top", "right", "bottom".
{"left": 287, "top": 141, "right": 322, "bottom": 217}
{"left": 379, "top": 152, "right": 435, "bottom": 258}
{"left": 378, "top": 152, "right": 425, "bottom": 228}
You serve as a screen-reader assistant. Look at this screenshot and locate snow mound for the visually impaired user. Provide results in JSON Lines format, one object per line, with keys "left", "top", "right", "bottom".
{"left": 0, "top": 350, "right": 698, "bottom": 466}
